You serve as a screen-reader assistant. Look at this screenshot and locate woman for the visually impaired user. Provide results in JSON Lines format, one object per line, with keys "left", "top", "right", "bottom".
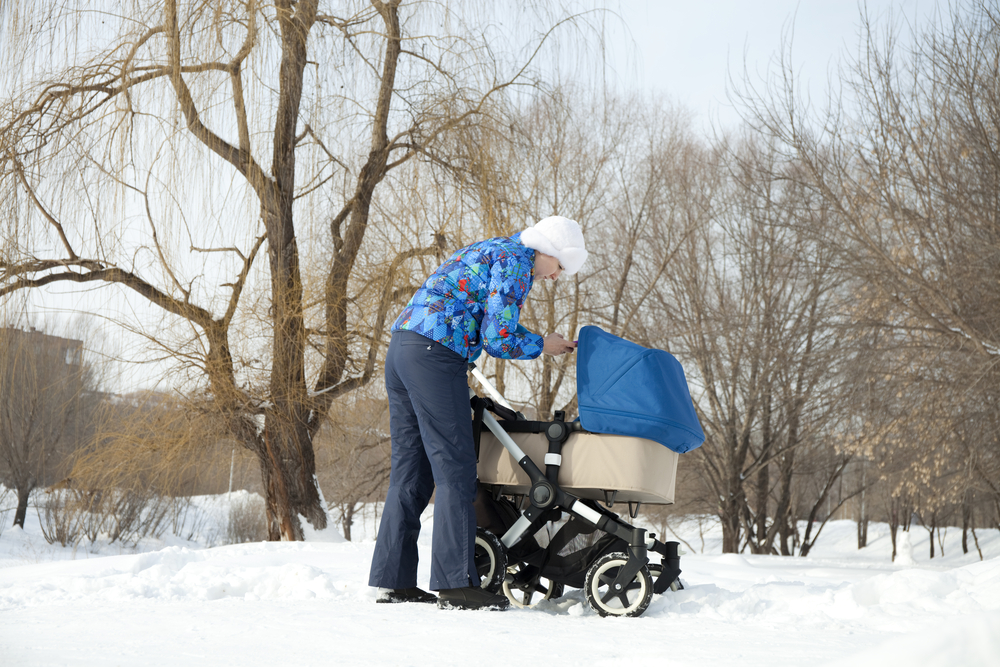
{"left": 368, "top": 215, "right": 587, "bottom": 610}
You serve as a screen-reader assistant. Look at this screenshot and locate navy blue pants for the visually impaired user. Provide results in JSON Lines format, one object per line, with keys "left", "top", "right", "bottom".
{"left": 368, "top": 330, "right": 478, "bottom": 591}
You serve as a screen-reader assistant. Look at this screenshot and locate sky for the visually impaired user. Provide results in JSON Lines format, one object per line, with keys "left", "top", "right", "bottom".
{"left": 602, "top": 0, "right": 938, "bottom": 129}
{"left": 8, "top": 0, "right": 948, "bottom": 392}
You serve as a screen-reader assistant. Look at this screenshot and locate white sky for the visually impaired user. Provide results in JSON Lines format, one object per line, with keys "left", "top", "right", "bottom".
{"left": 601, "top": 0, "right": 939, "bottom": 128}
{"left": 14, "top": 1, "right": 948, "bottom": 391}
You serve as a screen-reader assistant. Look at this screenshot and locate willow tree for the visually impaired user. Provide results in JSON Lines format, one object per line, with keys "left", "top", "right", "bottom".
{"left": 0, "top": 0, "right": 576, "bottom": 539}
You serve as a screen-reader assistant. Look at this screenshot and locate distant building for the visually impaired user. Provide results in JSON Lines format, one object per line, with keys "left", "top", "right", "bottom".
{"left": 0, "top": 327, "right": 84, "bottom": 367}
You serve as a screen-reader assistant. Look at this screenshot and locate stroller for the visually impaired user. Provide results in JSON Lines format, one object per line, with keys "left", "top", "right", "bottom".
{"left": 469, "top": 326, "right": 705, "bottom": 617}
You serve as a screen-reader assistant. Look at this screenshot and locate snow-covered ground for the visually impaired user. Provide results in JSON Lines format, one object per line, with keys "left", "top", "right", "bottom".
{"left": 1, "top": 489, "right": 999, "bottom": 667}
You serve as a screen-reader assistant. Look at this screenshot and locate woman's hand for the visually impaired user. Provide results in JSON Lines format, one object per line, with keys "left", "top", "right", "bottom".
{"left": 542, "top": 332, "right": 577, "bottom": 356}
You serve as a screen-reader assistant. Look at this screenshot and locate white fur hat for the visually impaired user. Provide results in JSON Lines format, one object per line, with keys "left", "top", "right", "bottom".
{"left": 520, "top": 216, "right": 588, "bottom": 275}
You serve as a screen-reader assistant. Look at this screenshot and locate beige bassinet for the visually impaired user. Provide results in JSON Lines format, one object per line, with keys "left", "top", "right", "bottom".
{"left": 476, "top": 429, "right": 679, "bottom": 505}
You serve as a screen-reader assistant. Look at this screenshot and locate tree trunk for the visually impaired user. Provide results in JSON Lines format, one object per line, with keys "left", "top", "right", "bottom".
{"left": 799, "top": 517, "right": 817, "bottom": 557}
{"left": 752, "top": 398, "right": 772, "bottom": 554}
{"left": 251, "top": 216, "right": 327, "bottom": 542}
{"left": 889, "top": 500, "right": 900, "bottom": 562}
{"left": 925, "top": 512, "right": 936, "bottom": 559}
{"left": 258, "top": 411, "right": 326, "bottom": 541}
{"left": 971, "top": 524, "right": 984, "bottom": 560}
{"left": 12, "top": 484, "right": 31, "bottom": 529}
{"left": 774, "top": 447, "right": 796, "bottom": 555}
{"left": 720, "top": 490, "right": 744, "bottom": 553}
{"left": 962, "top": 495, "right": 971, "bottom": 555}
{"left": 343, "top": 503, "right": 356, "bottom": 542}
{"left": 753, "top": 463, "right": 769, "bottom": 553}
{"left": 254, "top": 0, "right": 325, "bottom": 542}
{"left": 857, "top": 461, "right": 868, "bottom": 549}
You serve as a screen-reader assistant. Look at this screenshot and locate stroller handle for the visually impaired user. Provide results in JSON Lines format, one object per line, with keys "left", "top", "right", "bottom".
{"left": 469, "top": 364, "right": 518, "bottom": 413}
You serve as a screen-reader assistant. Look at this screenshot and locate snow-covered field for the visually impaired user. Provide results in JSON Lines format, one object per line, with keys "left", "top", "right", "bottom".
{"left": 1, "top": 489, "right": 999, "bottom": 667}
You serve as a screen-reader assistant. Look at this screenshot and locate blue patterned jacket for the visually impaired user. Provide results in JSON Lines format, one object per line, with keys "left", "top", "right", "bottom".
{"left": 392, "top": 233, "right": 544, "bottom": 360}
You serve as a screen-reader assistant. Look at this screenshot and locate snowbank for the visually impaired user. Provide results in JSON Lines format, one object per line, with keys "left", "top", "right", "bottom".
{"left": 1, "top": 490, "right": 1000, "bottom": 666}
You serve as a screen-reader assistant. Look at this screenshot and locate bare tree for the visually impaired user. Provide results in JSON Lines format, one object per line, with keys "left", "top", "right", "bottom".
{"left": 510, "top": 89, "right": 624, "bottom": 419}
{"left": 461, "top": 89, "right": 700, "bottom": 419}
{"left": 315, "top": 390, "right": 391, "bottom": 541}
{"left": 0, "top": 1, "right": 587, "bottom": 539}
{"left": 737, "top": 1, "right": 1000, "bottom": 538}
{"left": 641, "top": 133, "right": 850, "bottom": 554}
{"left": 0, "top": 325, "right": 97, "bottom": 528}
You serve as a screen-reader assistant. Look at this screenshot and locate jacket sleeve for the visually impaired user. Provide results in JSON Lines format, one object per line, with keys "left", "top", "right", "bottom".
{"left": 481, "top": 254, "right": 544, "bottom": 359}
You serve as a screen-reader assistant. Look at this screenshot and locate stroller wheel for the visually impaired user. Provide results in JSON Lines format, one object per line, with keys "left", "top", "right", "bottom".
{"left": 502, "top": 564, "right": 564, "bottom": 608}
{"left": 584, "top": 552, "right": 653, "bottom": 618}
{"left": 474, "top": 528, "right": 507, "bottom": 593}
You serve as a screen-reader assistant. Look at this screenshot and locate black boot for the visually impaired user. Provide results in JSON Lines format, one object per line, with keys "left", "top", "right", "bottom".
{"left": 376, "top": 587, "right": 438, "bottom": 604}
{"left": 437, "top": 586, "right": 510, "bottom": 611}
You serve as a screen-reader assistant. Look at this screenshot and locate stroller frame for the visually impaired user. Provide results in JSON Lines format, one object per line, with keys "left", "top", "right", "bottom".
{"left": 469, "top": 365, "right": 683, "bottom": 617}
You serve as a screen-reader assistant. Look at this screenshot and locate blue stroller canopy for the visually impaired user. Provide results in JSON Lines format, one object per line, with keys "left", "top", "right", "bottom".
{"left": 576, "top": 326, "right": 705, "bottom": 453}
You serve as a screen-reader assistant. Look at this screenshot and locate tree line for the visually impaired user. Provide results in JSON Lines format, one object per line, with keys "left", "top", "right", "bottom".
{"left": 1, "top": 1, "right": 999, "bottom": 558}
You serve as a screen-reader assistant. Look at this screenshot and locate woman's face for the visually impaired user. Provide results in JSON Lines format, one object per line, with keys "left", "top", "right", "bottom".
{"left": 534, "top": 252, "right": 564, "bottom": 281}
